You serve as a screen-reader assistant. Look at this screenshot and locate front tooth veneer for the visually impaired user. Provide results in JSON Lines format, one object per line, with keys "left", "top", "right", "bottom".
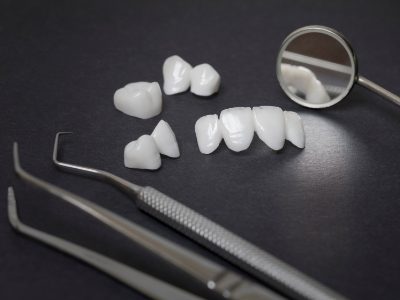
{"left": 284, "top": 111, "right": 305, "bottom": 148}
{"left": 220, "top": 107, "right": 254, "bottom": 152}
{"left": 151, "top": 120, "right": 180, "bottom": 158}
{"left": 195, "top": 106, "right": 305, "bottom": 154}
{"left": 163, "top": 55, "right": 193, "bottom": 95}
{"left": 114, "top": 82, "right": 162, "bottom": 119}
{"left": 124, "top": 135, "right": 161, "bottom": 170}
{"left": 195, "top": 114, "right": 222, "bottom": 154}
{"left": 253, "top": 106, "right": 286, "bottom": 151}
{"left": 190, "top": 64, "right": 221, "bottom": 97}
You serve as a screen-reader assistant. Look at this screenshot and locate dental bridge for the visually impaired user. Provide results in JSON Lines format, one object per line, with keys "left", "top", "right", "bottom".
{"left": 8, "top": 132, "right": 346, "bottom": 300}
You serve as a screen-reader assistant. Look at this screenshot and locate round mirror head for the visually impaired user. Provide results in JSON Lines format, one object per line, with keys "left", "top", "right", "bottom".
{"left": 277, "top": 25, "right": 357, "bottom": 108}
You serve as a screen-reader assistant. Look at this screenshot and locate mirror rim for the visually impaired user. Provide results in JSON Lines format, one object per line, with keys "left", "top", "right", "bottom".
{"left": 276, "top": 25, "right": 358, "bottom": 109}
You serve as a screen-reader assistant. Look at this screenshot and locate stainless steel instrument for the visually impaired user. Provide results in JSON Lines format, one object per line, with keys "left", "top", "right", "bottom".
{"left": 7, "top": 187, "right": 204, "bottom": 300}
{"left": 12, "top": 142, "right": 285, "bottom": 300}
{"left": 52, "top": 132, "right": 345, "bottom": 300}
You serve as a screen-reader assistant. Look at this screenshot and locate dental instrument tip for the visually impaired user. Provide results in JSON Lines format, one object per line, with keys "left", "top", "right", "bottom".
{"left": 7, "top": 186, "right": 20, "bottom": 229}
{"left": 53, "top": 132, "right": 73, "bottom": 164}
{"left": 56, "top": 131, "right": 73, "bottom": 136}
{"left": 13, "top": 142, "right": 22, "bottom": 172}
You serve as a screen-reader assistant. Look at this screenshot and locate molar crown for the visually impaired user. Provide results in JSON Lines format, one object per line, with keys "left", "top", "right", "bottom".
{"left": 114, "top": 82, "right": 162, "bottom": 119}
{"left": 124, "top": 120, "right": 180, "bottom": 170}
{"left": 190, "top": 64, "right": 221, "bottom": 97}
{"left": 162, "top": 55, "right": 221, "bottom": 97}
{"left": 124, "top": 135, "right": 161, "bottom": 170}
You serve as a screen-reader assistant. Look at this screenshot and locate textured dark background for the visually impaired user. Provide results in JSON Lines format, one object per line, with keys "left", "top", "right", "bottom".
{"left": 1, "top": 1, "right": 400, "bottom": 299}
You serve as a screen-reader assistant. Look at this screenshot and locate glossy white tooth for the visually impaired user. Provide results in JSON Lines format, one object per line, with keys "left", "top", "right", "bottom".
{"left": 282, "top": 64, "right": 311, "bottom": 92}
{"left": 190, "top": 64, "right": 221, "bottom": 96}
{"left": 114, "top": 82, "right": 162, "bottom": 119}
{"left": 151, "top": 120, "right": 180, "bottom": 158}
{"left": 220, "top": 107, "right": 254, "bottom": 152}
{"left": 163, "top": 55, "right": 192, "bottom": 95}
{"left": 305, "top": 78, "right": 330, "bottom": 104}
{"left": 281, "top": 63, "right": 329, "bottom": 104}
{"left": 195, "top": 114, "right": 222, "bottom": 154}
{"left": 292, "top": 66, "right": 314, "bottom": 94}
{"left": 253, "top": 106, "right": 285, "bottom": 151}
{"left": 284, "top": 111, "right": 305, "bottom": 148}
{"left": 124, "top": 135, "right": 161, "bottom": 170}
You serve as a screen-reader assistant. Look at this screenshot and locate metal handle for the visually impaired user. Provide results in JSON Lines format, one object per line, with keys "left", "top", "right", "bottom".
{"left": 137, "top": 186, "right": 346, "bottom": 300}
{"left": 16, "top": 142, "right": 222, "bottom": 286}
{"left": 7, "top": 187, "right": 205, "bottom": 300}
{"left": 357, "top": 75, "right": 400, "bottom": 107}
{"left": 16, "top": 142, "right": 284, "bottom": 300}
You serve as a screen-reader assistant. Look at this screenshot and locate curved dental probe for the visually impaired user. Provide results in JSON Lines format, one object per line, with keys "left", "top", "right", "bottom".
{"left": 12, "top": 142, "right": 285, "bottom": 300}
{"left": 6, "top": 187, "right": 204, "bottom": 300}
{"left": 52, "top": 133, "right": 346, "bottom": 300}
{"left": 53, "top": 132, "right": 142, "bottom": 194}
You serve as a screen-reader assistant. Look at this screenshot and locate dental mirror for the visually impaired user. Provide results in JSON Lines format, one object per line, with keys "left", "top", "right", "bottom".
{"left": 276, "top": 25, "right": 400, "bottom": 108}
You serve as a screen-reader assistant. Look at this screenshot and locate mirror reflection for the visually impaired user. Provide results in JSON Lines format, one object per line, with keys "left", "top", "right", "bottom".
{"left": 279, "top": 32, "right": 353, "bottom": 105}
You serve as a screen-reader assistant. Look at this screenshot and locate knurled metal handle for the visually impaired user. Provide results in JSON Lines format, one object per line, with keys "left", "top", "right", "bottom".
{"left": 137, "top": 186, "right": 346, "bottom": 300}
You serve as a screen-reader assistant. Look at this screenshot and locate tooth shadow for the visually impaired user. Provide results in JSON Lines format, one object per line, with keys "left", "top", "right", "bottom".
{"left": 251, "top": 136, "right": 304, "bottom": 156}
{"left": 218, "top": 135, "right": 299, "bottom": 157}
{"left": 162, "top": 86, "right": 223, "bottom": 102}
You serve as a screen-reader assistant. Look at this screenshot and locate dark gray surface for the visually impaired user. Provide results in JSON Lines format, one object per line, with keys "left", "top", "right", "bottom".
{"left": 1, "top": 1, "right": 400, "bottom": 299}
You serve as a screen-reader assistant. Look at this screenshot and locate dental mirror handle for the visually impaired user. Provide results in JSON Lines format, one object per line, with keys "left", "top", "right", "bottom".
{"left": 136, "top": 186, "right": 346, "bottom": 300}
{"left": 357, "top": 75, "right": 400, "bottom": 107}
